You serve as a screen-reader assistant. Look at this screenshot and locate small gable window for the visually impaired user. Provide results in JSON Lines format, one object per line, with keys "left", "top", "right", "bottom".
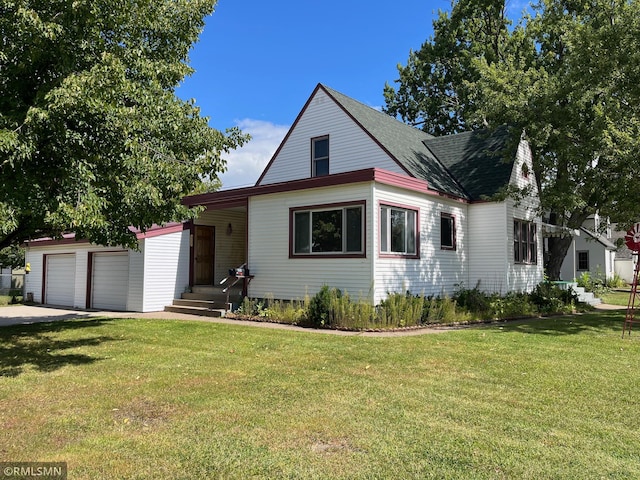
{"left": 440, "top": 213, "right": 456, "bottom": 250}
{"left": 380, "top": 205, "right": 418, "bottom": 256}
{"left": 312, "top": 136, "right": 329, "bottom": 177}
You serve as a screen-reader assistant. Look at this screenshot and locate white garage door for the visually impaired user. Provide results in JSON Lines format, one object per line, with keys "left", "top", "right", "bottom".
{"left": 91, "top": 252, "right": 129, "bottom": 311}
{"left": 45, "top": 254, "right": 76, "bottom": 307}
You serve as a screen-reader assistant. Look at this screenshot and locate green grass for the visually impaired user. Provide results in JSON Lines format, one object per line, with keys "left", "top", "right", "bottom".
{"left": 600, "top": 290, "right": 633, "bottom": 307}
{"left": 1, "top": 312, "right": 640, "bottom": 479}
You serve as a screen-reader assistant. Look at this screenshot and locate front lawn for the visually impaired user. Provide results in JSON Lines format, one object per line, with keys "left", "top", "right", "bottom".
{"left": 1, "top": 312, "right": 639, "bottom": 479}
{"left": 600, "top": 290, "right": 633, "bottom": 307}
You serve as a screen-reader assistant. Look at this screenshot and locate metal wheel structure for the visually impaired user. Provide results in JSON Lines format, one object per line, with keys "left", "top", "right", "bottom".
{"left": 623, "top": 223, "right": 640, "bottom": 337}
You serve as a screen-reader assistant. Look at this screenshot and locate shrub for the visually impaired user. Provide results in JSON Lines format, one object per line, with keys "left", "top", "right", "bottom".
{"left": 303, "top": 285, "right": 341, "bottom": 328}
{"left": 530, "top": 281, "right": 577, "bottom": 314}
{"left": 606, "top": 272, "right": 627, "bottom": 289}
{"left": 377, "top": 292, "right": 425, "bottom": 328}
{"left": 329, "top": 291, "right": 376, "bottom": 330}
{"left": 488, "top": 291, "right": 537, "bottom": 320}
{"left": 235, "top": 295, "right": 307, "bottom": 324}
{"left": 453, "top": 285, "right": 490, "bottom": 315}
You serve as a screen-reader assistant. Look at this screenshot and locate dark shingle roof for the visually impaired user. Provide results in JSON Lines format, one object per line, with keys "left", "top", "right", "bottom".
{"left": 321, "top": 84, "right": 517, "bottom": 201}
{"left": 423, "top": 126, "right": 516, "bottom": 201}
{"left": 321, "top": 85, "right": 468, "bottom": 199}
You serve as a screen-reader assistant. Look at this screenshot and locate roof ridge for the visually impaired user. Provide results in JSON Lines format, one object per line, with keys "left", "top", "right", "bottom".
{"left": 319, "top": 84, "right": 435, "bottom": 139}
{"left": 319, "top": 84, "right": 469, "bottom": 199}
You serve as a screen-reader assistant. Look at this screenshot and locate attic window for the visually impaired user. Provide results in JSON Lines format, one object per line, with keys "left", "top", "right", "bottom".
{"left": 521, "top": 162, "right": 530, "bottom": 179}
{"left": 312, "top": 136, "right": 329, "bottom": 177}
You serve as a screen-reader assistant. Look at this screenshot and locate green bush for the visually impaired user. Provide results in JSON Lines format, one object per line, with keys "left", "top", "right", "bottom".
{"left": 235, "top": 280, "right": 587, "bottom": 330}
{"left": 488, "top": 291, "right": 537, "bottom": 319}
{"left": 606, "top": 272, "right": 627, "bottom": 289}
{"left": 530, "top": 282, "right": 577, "bottom": 314}
{"left": 454, "top": 285, "right": 490, "bottom": 314}
{"left": 377, "top": 292, "right": 425, "bottom": 328}
{"left": 303, "top": 285, "right": 341, "bottom": 328}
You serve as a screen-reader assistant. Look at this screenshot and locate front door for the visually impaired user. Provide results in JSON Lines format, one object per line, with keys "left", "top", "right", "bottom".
{"left": 194, "top": 226, "right": 215, "bottom": 285}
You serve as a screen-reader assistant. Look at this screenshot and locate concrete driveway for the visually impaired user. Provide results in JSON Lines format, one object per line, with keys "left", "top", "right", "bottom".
{"left": 0, "top": 304, "right": 226, "bottom": 328}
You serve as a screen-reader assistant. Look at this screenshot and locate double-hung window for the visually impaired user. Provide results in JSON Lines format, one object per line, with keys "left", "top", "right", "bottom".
{"left": 440, "top": 213, "right": 456, "bottom": 250}
{"left": 291, "top": 202, "right": 364, "bottom": 256}
{"left": 514, "top": 219, "right": 537, "bottom": 264}
{"left": 312, "top": 136, "right": 329, "bottom": 177}
{"left": 380, "top": 205, "right": 418, "bottom": 256}
{"left": 577, "top": 251, "right": 589, "bottom": 271}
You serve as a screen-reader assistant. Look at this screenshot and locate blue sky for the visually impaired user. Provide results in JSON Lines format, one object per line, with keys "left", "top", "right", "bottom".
{"left": 176, "top": 0, "right": 527, "bottom": 189}
{"left": 176, "top": 0, "right": 445, "bottom": 188}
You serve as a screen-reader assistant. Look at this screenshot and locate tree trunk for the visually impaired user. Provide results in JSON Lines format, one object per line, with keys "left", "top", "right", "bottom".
{"left": 545, "top": 235, "right": 574, "bottom": 281}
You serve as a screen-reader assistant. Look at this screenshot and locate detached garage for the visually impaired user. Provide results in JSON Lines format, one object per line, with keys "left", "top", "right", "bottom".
{"left": 25, "top": 224, "right": 190, "bottom": 312}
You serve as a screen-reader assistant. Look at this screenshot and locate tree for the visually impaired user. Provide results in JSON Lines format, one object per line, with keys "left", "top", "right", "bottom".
{"left": 384, "top": 0, "right": 640, "bottom": 279}
{"left": 0, "top": 245, "right": 24, "bottom": 270}
{"left": 0, "top": 0, "right": 248, "bottom": 251}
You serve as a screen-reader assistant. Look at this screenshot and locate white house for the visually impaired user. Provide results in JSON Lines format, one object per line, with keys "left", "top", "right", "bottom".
{"left": 559, "top": 215, "right": 617, "bottom": 282}
{"left": 25, "top": 84, "right": 543, "bottom": 312}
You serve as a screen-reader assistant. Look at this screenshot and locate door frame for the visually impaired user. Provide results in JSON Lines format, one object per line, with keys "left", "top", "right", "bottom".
{"left": 190, "top": 225, "right": 216, "bottom": 285}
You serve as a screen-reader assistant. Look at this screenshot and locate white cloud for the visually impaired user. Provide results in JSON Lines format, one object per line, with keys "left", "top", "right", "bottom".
{"left": 218, "top": 119, "right": 290, "bottom": 190}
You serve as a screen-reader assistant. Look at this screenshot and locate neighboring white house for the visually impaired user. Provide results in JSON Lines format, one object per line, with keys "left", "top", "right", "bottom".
{"left": 25, "top": 84, "right": 543, "bottom": 311}
{"left": 559, "top": 214, "right": 617, "bottom": 282}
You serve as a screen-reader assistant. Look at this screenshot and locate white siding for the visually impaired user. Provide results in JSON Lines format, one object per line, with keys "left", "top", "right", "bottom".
{"left": 195, "top": 208, "right": 247, "bottom": 283}
{"left": 505, "top": 139, "right": 543, "bottom": 292}
{"left": 258, "top": 89, "right": 405, "bottom": 185}
{"left": 372, "top": 184, "right": 468, "bottom": 302}
{"left": 468, "top": 202, "right": 509, "bottom": 293}
{"left": 127, "top": 247, "right": 145, "bottom": 312}
{"left": 142, "top": 230, "right": 190, "bottom": 312}
{"left": 560, "top": 234, "right": 616, "bottom": 282}
{"left": 248, "top": 183, "right": 374, "bottom": 300}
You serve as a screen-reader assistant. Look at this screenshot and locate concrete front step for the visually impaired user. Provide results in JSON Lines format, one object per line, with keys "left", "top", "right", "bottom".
{"left": 172, "top": 298, "right": 231, "bottom": 310}
{"left": 567, "top": 284, "right": 602, "bottom": 306}
{"left": 181, "top": 292, "right": 239, "bottom": 303}
{"left": 164, "top": 304, "right": 226, "bottom": 318}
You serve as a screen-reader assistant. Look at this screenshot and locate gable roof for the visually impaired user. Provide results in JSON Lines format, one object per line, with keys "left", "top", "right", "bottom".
{"left": 321, "top": 85, "right": 469, "bottom": 199}
{"left": 580, "top": 227, "right": 617, "bottom": 250}
{"left": 321, "top": 85, "right": 518, "bottom": 201}
{"left": 254, "top": 83, "right": 520, "bottom": 202}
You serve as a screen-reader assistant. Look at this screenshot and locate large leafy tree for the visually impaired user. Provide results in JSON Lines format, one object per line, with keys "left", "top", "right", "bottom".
{"left": 384, "top": 0, "right": 640, "bottom": 280}
{"left": 0, "top": 0, "right": 248, "bottom": 250}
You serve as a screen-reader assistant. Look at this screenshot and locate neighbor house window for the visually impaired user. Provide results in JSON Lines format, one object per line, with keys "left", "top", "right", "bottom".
{"left": 577, "top": 251, "right": 589, "bottom": 271}
{"left": 380, "top": 205, "right": 418, "bottom": 256}
{"left": 312, "top": 136, "right": 329, "bottom": 177}
{"left": 514, "top": 219, "right": 537, "bottom": 264}
{"left": 291, "top": 202, "right": 364, "bottom": 256}
{"left": 440, "top": 213, "right": 456, "bottom": 250}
